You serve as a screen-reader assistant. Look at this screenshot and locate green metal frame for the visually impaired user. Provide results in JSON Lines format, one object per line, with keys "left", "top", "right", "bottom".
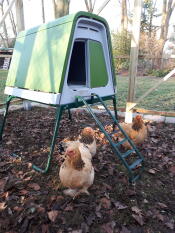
{"left": 0, "top": 93, "right": 144, "bottom": 181}
{"left": 0, "top": 96, "right": 14, "bottom": 140}
{"left": 0, "top": 94, "right": 118, "bottom": 173}
{"left": 0, "top": 96, "right": 64, "bottom": 173}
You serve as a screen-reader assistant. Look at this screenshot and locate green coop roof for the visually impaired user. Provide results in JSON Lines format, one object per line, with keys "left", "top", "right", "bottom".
{"left": 6, "top": 11, "right": 112, "bottom": 93}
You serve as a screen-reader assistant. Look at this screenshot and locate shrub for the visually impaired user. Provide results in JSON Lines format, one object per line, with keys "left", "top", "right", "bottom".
{"left": 147, "top": 68, "right": 171, "bottom": 77}
{"left": 112, "top": 31, "right": 131, "bottom": 71}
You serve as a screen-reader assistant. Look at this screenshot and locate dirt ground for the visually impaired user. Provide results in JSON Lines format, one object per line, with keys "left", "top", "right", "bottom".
{"left": 0, "top": 107, "right": 174, "bottom": 233}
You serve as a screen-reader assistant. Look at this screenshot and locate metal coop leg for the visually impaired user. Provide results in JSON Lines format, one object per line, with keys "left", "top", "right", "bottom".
{"left": 32, "top": 105, "right": 63, "bottom": 173}
{"left": 112, "top": 95, "right": 118, "bottom": 121}
{"left": 68, "top": 108, "right": 72, "bottom": 120}
{"left": 0, "top": 96, "right": 14, "bottom": 141}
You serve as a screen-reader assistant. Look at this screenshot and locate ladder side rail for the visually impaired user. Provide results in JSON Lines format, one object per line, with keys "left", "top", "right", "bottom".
{"left": 76, "top": 96, "right": 132, "bottom": 171}
{"left": 92, "top": 94, "right": 144, "bottom": 161}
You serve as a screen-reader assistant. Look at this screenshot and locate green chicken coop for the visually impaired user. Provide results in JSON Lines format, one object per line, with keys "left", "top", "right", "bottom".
{"left": 1, "top": 11, "right": 144, "bottom": 181}
{"left": 5, "top": 11, "right": 116, "bottom": 105}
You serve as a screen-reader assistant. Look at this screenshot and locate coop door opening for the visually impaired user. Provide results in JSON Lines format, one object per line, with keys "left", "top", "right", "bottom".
{"left": 67, "top": 41, "right": 86, "bottom": 87}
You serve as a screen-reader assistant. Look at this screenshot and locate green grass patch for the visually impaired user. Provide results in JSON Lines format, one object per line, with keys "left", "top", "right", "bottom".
{"left": 116, "top": 75, "right": 175, "bottom": 112}
{"left": 0, "top": 70, "right": 8, "bottom": 104}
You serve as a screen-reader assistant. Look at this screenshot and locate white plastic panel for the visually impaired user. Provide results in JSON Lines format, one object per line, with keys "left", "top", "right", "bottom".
{"left": 5, "top": 87, "right": 61, "bottom": 105}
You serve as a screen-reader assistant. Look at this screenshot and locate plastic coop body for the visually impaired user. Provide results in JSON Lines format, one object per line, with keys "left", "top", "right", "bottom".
{"left": 5, "top": 11, "right": 116, "bottom": 105}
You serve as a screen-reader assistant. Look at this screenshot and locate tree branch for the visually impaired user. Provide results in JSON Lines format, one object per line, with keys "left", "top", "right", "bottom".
{"left": 84, "top": 0, "right": 90, "bottom": 12}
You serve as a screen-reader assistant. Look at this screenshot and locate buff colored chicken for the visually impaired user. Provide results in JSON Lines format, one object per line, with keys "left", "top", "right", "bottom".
{"left": 58, "top": 127, "right": 96, "bottom": 159}
{"left": 116, "top": 115, "right": 148, "bottom": 149}
{"left": 78, "top": 127, "right": 96, "bottom": 157}
{"left": 59, "top": 142, "right": 94, "bottom": 198}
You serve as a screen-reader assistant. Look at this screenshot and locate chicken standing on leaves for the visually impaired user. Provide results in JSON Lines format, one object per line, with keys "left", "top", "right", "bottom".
{"left": 58, "top": 127, "right": 97, "bottom": 158}
{"left": 59, "top": 142, "right": 94, "bottom": 198}
{"left": 78, "top": 127, "right": 96, "bottom": 157}
{"left": 116, "top": 115, "right": 148, "bottom": 149}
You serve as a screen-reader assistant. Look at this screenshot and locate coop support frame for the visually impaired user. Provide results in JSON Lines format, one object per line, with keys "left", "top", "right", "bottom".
{"left": 0, "top": 94, "right": 118, "bottom": 173}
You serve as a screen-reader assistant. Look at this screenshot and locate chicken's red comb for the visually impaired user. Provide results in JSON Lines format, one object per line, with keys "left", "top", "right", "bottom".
{"left": 135, "top": 115, "right": 142, "bottom": 120}
{"left": 66, "top": 149, "right": 75, "bottom": 157}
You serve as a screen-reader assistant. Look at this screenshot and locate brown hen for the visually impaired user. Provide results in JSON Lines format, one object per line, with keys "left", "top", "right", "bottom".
{"left": 116, "top": 115, "right": 148, "bottom": 149}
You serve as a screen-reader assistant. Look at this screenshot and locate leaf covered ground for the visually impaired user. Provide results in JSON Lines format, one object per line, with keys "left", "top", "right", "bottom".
{"left": 0, "top": 107, "right": 174, "bottom": 233}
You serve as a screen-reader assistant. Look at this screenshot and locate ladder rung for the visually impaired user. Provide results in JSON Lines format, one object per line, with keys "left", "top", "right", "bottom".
{"left": 115, "top": 138, "right": 127, "bottom": 147}
{"left": 129, "top": 159, "right": 143, "bottom": 170}
{"left": 122, "top": 149, "right": 135, "bottom": 158}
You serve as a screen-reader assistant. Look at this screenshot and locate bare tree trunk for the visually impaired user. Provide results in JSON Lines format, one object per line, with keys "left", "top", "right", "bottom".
{"left": 121, "top": 0, "right": 128, "bottom": 32}
{"left": 52, "top": 0, "right": 70, "bottom": 18}
{"left": 84, "top": 0, "right": 90, "bottom": 12}
{"left": 84, "top": 0, "right": 95, "bottom": 12}
{"left": 159, "top": 0, "right": 175, "bottom": 67}
{"left": 41, "top": 0, "right": 45, "bottom": 23}
{"left": 160, "top": 0, "right": 167, "bottom": 40}
{"left": 0, "top": 2, "right": 9, "bottom": 47}
{"left": 148, "top": 0, "right": 157, "bottom": 37}
{"left": 6, "top": 0, "right": 17, "bottom": 36}
{"left": 0, "top": 32, "right": 7, "bottom": 48}
{"left": 15, "top": 0, "right": 25, "bottom": 33}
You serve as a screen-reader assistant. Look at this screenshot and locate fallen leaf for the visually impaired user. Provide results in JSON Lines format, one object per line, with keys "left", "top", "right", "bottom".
{"left": 37, "top": 207, "right": 45, "bottom": 213}
{"left": 148, "top": 168, "right": 156, "bottom": 174}
{"left": 0, "top": 177, "right": 8, "bottom": 191}
{"left": 28, "top": 183, "right": 40, "bottom": 191}
{"left": 13, "top": 206, "right": 23, "bottom": 212}
{"left": 41, "top": 224, "right": 50, "bottom": 233}
{"left": 6, "top": 140, "right": 13, "bottom": 145}
{"left": 81, "top": 222, "right": 89, "bottom": 233}
{"left": 0, "top": 161, "right": 9, "bottom": 167}
{"left": 127, "top": 189, "right": 137, "bottom": 196}
{"left": 48, "top": 210, "right": 59, "bottom": 222}
{"left": 0, "top": 202, "right": 6, "bottom": 210}
{"left": 169, "top": 166, "right": 175, "bottom": 175}
{"left": 21, "top": 218, "right": 29, "bottom": 233}
{"left": 86, "top": 214, "right": 96, "bottom": 225}
{"left": 101, "top": 222, "right": 115, "bottom": 233}
{"left": 100, "top": 197, "right": 111, "bottom": 209}
{"left": 114, "top": 201, "right": 128, "bottom": 210}
{"left": 132, "top": 214, "right": 144, "bottom": 226}
{"left": 156, "top": 213, "right": 164, "bottom": 222}
{"left": 165, "top": 220, "right": 174, "bottom": 230}
{"left": 71, "top": 230, "right": 82, "bottom": 233}
{"left": 120, "top": 226, "right": 131, "bottom": 233}
{"left": 19, "top": 189, "right": 28, "bottom": 195}
{"left": 131, "top": 206, "right": 142, "bottom": 215}
{"left": 64, "top": 204, "right": 73, "bottom": 211}
{"left": 157, "top": 202, "right": 168, "bottom": 209}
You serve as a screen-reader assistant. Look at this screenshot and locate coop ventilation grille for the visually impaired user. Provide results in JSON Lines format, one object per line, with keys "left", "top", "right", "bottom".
{"left": 77, "top": 26, "right": 99, "bottom": 33}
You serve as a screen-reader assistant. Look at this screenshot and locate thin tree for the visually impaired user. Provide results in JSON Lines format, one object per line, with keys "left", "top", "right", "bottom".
{"left": 41, "top": 0, "right": 45, "bottom": 23}
{"left": 52, "top": 0, "right": 70, "bottom": 18}
{"left": 6, "top": 0, "right": 17, "bottom": 37}
{"left": 159, "top": 0, "right": 175, "bottom": 65}
{"left": 121, "top": 0, "right": 128, "bottom": 32}
{"left": 0, "top": 0, "right": 8, "bottom": 47}
{"left": 84, "top": 0, "right": 96, "bottom": 12}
